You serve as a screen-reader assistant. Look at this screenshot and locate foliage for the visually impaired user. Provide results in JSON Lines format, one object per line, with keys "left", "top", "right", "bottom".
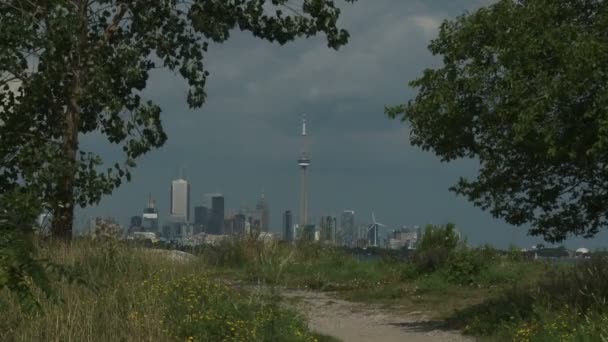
{"left": 0, "top": 0, "right": 357, "bottom": 239}
{"left": 412, "top": 223, "right": 460, "bottom": 273}
{"left": 0, "top": 242, "right": 321, "bottom": 341}
{"left": 387, "top": 0, "right": 608, "bottom": 242}
{"left": 0, "top": 190, "right": 53, "bottom": 311}
{"left": 446, "top": 248, "right": 490, "bottom": 285}
{"left": 449, "top": 258, "right": 608, "bottom": 341}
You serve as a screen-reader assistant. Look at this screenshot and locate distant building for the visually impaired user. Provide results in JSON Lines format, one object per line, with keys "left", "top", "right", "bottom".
{"left": 130, "top": 215, "right": 142, "bottom": 229}
{"left": 387, "top": 226, "right": 419, "bottom": 250}
{"left": 194, "top": 206, "right": 209, "bottom": 226}
{"left": 193, "top": 205, "right": 210, "bottom": 233}
{"left": 234, "top": 213, "right": 246, "bottom": 235}
{"left": 256, "top": 191, "right": 270, "bottom": 232}
{"left": 170, "top": 179, "right": 190, "bottom": 222}
{"left": 320, "top": 215, "right": 337, "bottom": 244}
{"left": 283, "top": 210, "right": 293, "bottom": 242}
{"left": 340, "top": 210, "right": 355, "bottom": 247}
{"left": 209, "top": 195, "right": 224, "bottom": 234}
{"left": 300, "top": 224, "right": 316, "bottom": 241}
{"left": 141, "top": 196, "right": 159, "bottom": 233}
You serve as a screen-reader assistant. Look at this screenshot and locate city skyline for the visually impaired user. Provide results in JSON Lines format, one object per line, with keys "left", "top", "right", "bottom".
{"left": 77, "top": 0, "right": 608, "bottom": 249}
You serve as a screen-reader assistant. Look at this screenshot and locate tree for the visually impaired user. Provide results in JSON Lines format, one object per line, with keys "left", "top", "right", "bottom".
{"left": 387, "top": 0, "right": 608, "bottom": 242}
{"left": 0, "top": 0, "right": 356, "bottom": 239}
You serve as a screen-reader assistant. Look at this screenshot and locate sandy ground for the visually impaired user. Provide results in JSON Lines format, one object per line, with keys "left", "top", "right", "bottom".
{"left": 283, "top": 290, "right": 475, "bottom": 342}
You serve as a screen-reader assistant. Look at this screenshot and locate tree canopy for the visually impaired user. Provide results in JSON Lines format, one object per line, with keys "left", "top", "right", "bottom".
{"left": 0, "top": 0, "right": 356, "bottom": 239}
{"left": 387, "top": 0, "right": 608, "bottom": 242}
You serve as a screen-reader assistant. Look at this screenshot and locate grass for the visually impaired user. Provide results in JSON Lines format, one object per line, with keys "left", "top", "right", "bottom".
{"left": 6, "top": 230, "right": 605, "bottom": 341}
{"left": 0, "top": 239, "right": 325, "bottom": 342}
{"left": 193, "top": 232, "right": 608, "bottom": 341}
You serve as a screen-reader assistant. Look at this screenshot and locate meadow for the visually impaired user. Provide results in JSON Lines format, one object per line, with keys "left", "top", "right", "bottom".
{"left": 2, "top": 223, "right": 608, "bottom": 341}
{"left": 0, "top": 238, "right": 329, "bottom": 342}
{"left": 194, "top": 224, "right": 608, "bottom": 342}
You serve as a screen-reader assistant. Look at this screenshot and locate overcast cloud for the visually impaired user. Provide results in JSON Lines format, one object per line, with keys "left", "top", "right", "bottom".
{"left": 79, "top": 0, "right": 608, "bottom": 249}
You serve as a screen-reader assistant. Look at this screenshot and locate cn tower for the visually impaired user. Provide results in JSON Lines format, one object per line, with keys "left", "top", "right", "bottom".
{"left": 298, "top": 115, "right": 311, "bottom": 226}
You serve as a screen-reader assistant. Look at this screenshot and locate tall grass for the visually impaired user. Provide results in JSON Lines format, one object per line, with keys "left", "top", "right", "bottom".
{"left": 0, "top": 239, "right": 322, "bottom": 342}
{"left": 447, "top": 257, "right": 608, "bottom": 341}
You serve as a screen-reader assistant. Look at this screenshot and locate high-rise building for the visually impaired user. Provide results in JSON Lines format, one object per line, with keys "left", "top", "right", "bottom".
{"left": 194, "top": 206, "right": 209, "bottom": 226}
{"left": 301, "top": 224, "right": 316, "bottom": 241}
{"left": 130, "top": 215, "right": 142, "bottom": 228}
{"left": 209, "top": 195, "right": 224, "bottom": 234}
{"left": 170, "top": 179, "right": 190, "bottom": 222}
{"left": 320, "top": 215, "right": 337, "bottom": 244}
{"left": 340, "top": 210, "right": 355, "bottom": 247}
{"left": 297, "top": 115, "right": 311, "bottom": 226}
{"left": 234, "top": 213, "right": 246, "bottom": 235}
{"left": 283, "top": 210, "right": 293, "bottom": 242}
{"left": 142, "top": 195, "right": 159, "bottom": 232}
{"left": 256, "top": 191, "right": 270, "bottom": 232}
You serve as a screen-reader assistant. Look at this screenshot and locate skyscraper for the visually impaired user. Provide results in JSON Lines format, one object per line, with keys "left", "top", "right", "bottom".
{"left": 340, "top": 210, "right": 355, "bottom": 247}
{"left": 234, "top": 213, "right": 246, "bottom": 235}
{"left": 209, "top": 195, "right": 224, "bottom": 234}
{"left": 194, "top": 205, "right": 210, "bottom": 234}
{"left": 194, "top": 206, "right": 209, "bottom": 226}
{"left": 283, "top": 210, "right": 293, "bottom": 242}
{"left": 256, "top": 191, "right": 270, "bottom": 232}
{"left": 130, "top": 215, "right": 142, "bottom": 229}
{"left": 320, "top": 215, "right": 337, "bottom": 244}
{"left": 142, "top": 195, "right": 159, "bottom": 232}
{"left": 170, "top": 179, "right": 190, "bottom": 222}
{"left": 297, "top": 115, "right": 311, "bottom": 226}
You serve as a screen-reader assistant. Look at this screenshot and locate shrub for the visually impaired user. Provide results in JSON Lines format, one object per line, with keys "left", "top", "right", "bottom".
{"left": 0, "top": 242, "right": 320, "bottom": 341}
{"left": 417, "top": 223, "right": 460, "bottom": 252}
{"left": 412, "top": 223, "right": 461, "bottom": 274}
{"left": 446, "top": 249, "right": 488, "bottom": 285}
{"left": 537, "top": 257, "right": 608, "bottom": 312}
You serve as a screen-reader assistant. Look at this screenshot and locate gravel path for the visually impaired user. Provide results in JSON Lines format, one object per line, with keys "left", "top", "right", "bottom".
{"left": 283, "top": 290, "right": 475, "bottom": 342}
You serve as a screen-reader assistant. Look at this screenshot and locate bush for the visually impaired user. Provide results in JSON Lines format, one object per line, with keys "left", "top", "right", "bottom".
{"left": 448, "top": 258, "right": 608, "bottom": 341}
{"left": 537, "top": 257, "right": 608, "bottom": 312}
{"left": 411, "top": 223, "right": 461, "bottom": 274}
{"left": 446, "top": 249, "right": 488, "bottom": 285}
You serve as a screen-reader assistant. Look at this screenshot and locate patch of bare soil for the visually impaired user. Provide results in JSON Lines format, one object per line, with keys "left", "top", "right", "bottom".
{"left": 283, "top": 290, "right": 475, "bottom": 342}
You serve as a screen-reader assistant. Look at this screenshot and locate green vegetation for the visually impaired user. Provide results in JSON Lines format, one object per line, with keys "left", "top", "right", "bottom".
{"left": 0, "top": 240, "right": 323, "bottom": 342}
{"left": 387, "top": 0, "right": 608, "bottom": 243}
{"left": 196, "top": 224, "right": 608, "bottom": 341}
{"left": 0, "top": 0, "right": 357, "bottom": 315}
{"left": 0, "top": 0, "right": 356, "bottom": 240}
{"left": 447, "top": 256, "right": 608, "bottom": 341}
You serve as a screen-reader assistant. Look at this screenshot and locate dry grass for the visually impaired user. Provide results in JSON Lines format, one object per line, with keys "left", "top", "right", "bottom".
{"left": 0, "top": 239, "right": 320, "bottom": 342}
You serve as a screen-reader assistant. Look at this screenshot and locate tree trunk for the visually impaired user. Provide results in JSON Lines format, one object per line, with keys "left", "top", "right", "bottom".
{"left": 50, "top": 0, "right": 86, "bottom": 241}
{"left": 51, "top": 105, "right": 79, "bottom": 240}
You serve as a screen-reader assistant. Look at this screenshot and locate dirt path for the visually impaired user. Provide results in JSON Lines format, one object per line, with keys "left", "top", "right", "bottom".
{"left": 282, "top": 290, "right": 475, "bottom": 342}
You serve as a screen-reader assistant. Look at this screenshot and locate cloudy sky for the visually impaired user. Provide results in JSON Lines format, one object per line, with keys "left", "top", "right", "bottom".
{"left": 79, "top": 0, "right": 608, "bottom": 249}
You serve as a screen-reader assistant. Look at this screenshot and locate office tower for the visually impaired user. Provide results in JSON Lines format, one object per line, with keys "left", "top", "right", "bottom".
{"left": 297, "top": 115, "right": 311, "bottom": 226}
{"left": 320, "top": 215, "right": 337, "bottom": 244}
{"left": 194, "top": 205, "right": 210, "bottom": 228}
{"left": 340, "top": 210, "right": 355, "bottom": 247}
{"left": 170, "top": 179, "right": 190, "bottom": 222}
{"left": 256, "top": 191, "right": 270, "bottom": 232}
{"left": 283, "top": 210, "right": 293, "bottom": 242}
{"left": 209, "top": 195, "right": 224, "bottom": 234}
{"left": 142, "top": 195, "right": 159, "bottom": 232}
{"left": 234, "top": 213, "right": 246, "bottom": 235}
{"left": 130, "top": 215, "right": 142, "bottom": 229}
{"left": 301, "top": 224, "right": 316, "bottom": 241}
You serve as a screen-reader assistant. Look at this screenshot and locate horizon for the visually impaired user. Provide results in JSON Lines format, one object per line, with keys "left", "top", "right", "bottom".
{"left": 76, "top": 0, "right": 608, "bottom": 250}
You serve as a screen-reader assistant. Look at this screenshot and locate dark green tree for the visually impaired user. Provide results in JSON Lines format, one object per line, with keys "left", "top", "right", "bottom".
{"left": 0, "top": 0, "right": 356, "bottom": 239}
{"left": 387, "top": 0, "right": 608, "bottom": 242}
